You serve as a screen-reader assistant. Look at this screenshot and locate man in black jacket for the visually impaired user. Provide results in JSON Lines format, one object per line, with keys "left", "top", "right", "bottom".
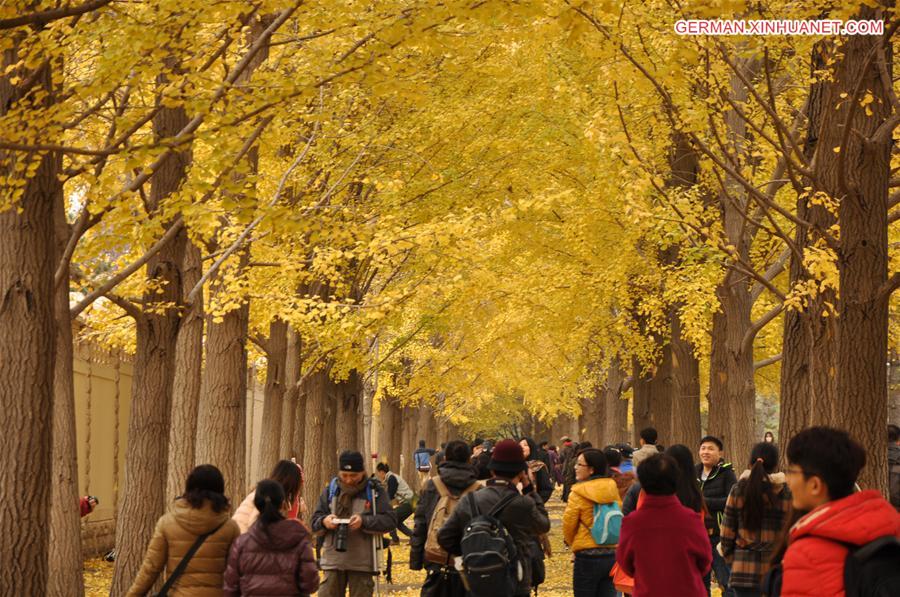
{"left": 438, "top": 439, "right": 551, "bottom": 597}
{"left": 696, "top": 435, "right": 737, "bottom": 597}
{"left": 410, "top": 440, "right": 479, "bottom": 596}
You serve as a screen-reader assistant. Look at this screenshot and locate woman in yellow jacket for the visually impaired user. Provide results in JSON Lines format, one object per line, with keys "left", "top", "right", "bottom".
{"left": 563, "top": 448, "right": 622, "bottom": 597}
{"left": 127, "top": 465, "right": 241, "bottom": 596}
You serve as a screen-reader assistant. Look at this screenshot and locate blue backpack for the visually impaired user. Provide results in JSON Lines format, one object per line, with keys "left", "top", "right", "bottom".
{"left": 590, "top": 502, "right": 623, "bottom": 545}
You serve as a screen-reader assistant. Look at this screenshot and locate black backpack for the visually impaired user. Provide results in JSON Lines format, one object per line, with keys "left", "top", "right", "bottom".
{"left": 459, "top": 491, "right": 520, "bottom": 597}
{"left": 844, "top": 535, "right": 900, "bottom": 597}
{"left": 762, "top": 535, "right": 900, "bottom": 597}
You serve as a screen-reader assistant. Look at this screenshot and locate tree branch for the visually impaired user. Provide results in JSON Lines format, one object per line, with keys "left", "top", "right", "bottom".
{"left": 0, "top": 0, "right": 113, "bottom": 29}
{"left": 754, "top": 353, "right": 783, "bottom": 370}
{"left": 70, "top": 217, "right": 184, "bottom": 318}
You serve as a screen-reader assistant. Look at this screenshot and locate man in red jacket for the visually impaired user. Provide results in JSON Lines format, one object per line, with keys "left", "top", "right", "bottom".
{"left": 781, "top": 427, "right": 900, "bottom": 596}
{"left": 616, "top": 454, "right": 711, "bottom": 596}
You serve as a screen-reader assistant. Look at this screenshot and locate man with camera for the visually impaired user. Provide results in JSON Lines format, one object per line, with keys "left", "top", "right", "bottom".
{"left": 311, "top": 450, "right": 397, "bottom": 597}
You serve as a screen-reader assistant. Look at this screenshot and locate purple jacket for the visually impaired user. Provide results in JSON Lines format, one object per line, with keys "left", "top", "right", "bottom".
{"left": 223, "top": 518, "right": 319, "bottom": 596}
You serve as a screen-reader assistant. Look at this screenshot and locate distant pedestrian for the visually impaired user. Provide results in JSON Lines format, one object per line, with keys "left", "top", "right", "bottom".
{"left": 520, "top": 437, "right": 554, "bottom": 503}
{"left": 223, "top": 479, "right": 319, "bottom": 596}
{"left": 127, "top": 464, "right": 240, "bottom": 597}
{"left": 604, "top": 446, "right": 635, "bottom": 500}
{"left": 630, "top": 428, "right": 658, "bottom": 469}
{"left": 80, "top": 495, "right": 99, "bottom": 518}
{"left": 375, "top": 462, "right": 414, "bottom": 543}
{"left": 414, "top": 440, "right": 437, "bottom": 486}
{"left": 616, "top": 454, "right": 711, "bottom": 597}
{"left": 763, "top": 432, "right": 775, "bottom": 444}
{"left": 717, "top": 442, "right": 790, "bottom": 597}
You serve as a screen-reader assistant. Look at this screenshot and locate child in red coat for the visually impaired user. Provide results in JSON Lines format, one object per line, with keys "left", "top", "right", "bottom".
{"left": 780, "top": 427, "right": 900, "bottom": 597}
{"left": 616, "top": 454, "right": 711, "bottom": 597}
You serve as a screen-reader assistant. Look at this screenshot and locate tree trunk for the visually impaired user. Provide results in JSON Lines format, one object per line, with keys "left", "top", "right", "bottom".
{"left": 378, "top": 397, "right": 401, "bottom": 466}
{"left": 602, "top": 361, "right": 629, "bottom": 445}
{"left": 780, "top": 42, "right": 837, "bottom": 443}
{"left": 581, "top": 374, "right": 604, "bottom": 445}
{"left": 670, "top": 309, "right": 701, "bottom": 448}
{"left": 257, "top": 319, "right": 288, "bottom": 474}
{"left": 48, "top": 181, "right": 83, "bottom": 597}
{"left": 335, "top": 370, "right": 362, "bottom": 454}
{"left": 632, "top": 356, "right": 653, "bottom": 445}
{"left": 110, "top": 86, "right": 189, "bottom": 596}
{"left": 401, "top": 405, "right": 418, "bottom": 489}
{"left": 166, "top": 241, "right": 204, "bottom": 501}
{"left": 0, "top": 50, "right": 58, "bottom": 593}
{"left": 828, "top": 7, "right": 892, "bottom": 492}
{"left": 281, "top": 327, "right": 300, "bottom": 459}
{"left": 196, "top": 293, "right": 249, "bottom": 504}
{"left": 417, "top": 403, "right": 436, "bottom": 450}
{"left": 707, "top": 278, "right": 755, "bottom": 465}
{"left": 302, "top": 368, "right": 339, "bottom": 499}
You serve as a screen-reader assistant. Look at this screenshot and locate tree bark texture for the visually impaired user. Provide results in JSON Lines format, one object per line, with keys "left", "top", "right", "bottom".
{"left": 828, "top": 8, "right": 892, "bottom": 493}
{"left": 281, "top": 328, "right": 301, "bottom": 459}
{"left": 110, "top": 88, "right": 188, "bottom": 597}
{"left": 166, "top": 240, "right": 204, "bottom": 501}
{"left": 257, "top": 319, "right": 288, "bottom": 476}
{"left": 48, "top": 181, "right": 83, "bottom": 597}
{"left": 780, "top": 42, "right": 836, "bottom": 444}
{"left": 0, "top": 48, "right": 57, "bottom": 594}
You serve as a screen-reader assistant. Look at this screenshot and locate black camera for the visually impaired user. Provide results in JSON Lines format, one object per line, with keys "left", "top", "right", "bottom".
{"left": 333, "top": 518, "right": 351, "bottom": 552}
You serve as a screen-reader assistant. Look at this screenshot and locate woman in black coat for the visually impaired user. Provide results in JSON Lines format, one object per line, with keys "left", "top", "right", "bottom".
{"left": 520, "top": 436, "right": 554, "bottom": 503}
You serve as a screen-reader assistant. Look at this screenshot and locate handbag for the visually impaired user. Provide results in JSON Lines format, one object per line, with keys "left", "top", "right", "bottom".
{"left": 153, "top": 520, "right": 225, "bottom": 596}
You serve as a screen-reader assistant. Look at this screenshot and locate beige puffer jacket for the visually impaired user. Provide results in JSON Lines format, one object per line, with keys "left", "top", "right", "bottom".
{"left": 126, "top": 498, "right": 240, "bottom": 596}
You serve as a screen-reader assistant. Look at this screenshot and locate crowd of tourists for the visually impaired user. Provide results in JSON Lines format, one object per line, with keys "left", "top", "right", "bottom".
{"left": 123, "top": 425, "right": 900, "bottom": 596}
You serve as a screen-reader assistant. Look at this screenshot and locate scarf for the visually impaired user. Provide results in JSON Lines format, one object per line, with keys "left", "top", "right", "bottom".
{"left": 335, "top": 478, "right": 368, "bottom": 517}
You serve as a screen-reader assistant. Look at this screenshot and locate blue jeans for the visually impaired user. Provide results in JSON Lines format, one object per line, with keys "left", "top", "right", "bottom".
{"left": 705, "top": 535, "right": 733, "bottom": 596}
{"left": 573, "top": 551, "right": 616, "bottom": 597}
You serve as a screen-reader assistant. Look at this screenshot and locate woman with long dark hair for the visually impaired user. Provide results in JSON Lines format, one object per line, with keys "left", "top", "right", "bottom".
{"left": 664, "top": 444, "right": 705, "bottom": 514}
{"left": 718, "top": 442, "right": 791, "bottom": 597}
{"left": 520, "top": 436, "right": 555, "bottom": 502}
{"left": 234, "top": 460, "right": 305, "bottom": 533}
{"left": 224, "top": 480, "right": 319, "bottom": 596}
{"left": 127, "top": 464, "right": 241, "bottom": 596}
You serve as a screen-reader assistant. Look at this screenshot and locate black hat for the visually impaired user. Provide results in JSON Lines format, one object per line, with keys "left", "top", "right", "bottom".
{"left": 339, "top": 450, "right": 365, "bottom": 472}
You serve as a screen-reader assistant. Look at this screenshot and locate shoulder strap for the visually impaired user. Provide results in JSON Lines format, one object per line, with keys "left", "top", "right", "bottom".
{"left": 466, "top": 490, "right": 480, "bottom": 517}
{"left": 432, "top": 476, "right": 450, "bottom": 498}
{"left": 489, "top": 491, "right": 518, "bottom": 518}
{"left": 461, "top": 481, "right": 481, "bottom": 496}
{"left": 156, "top": 520, "right": 225, "bottom": 596}
{"left": 327, "top": 477, "right": 339, "bottom": 502}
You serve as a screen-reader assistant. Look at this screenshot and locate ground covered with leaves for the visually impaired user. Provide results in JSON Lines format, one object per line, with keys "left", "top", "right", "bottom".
{"left": 84, "top": 492, "right": 722, "bottom": 596}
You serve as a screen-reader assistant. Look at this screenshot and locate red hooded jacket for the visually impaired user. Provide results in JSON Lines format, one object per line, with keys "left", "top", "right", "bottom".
{"left": 782, "top": 490, "right": 900, "bottom": 596}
